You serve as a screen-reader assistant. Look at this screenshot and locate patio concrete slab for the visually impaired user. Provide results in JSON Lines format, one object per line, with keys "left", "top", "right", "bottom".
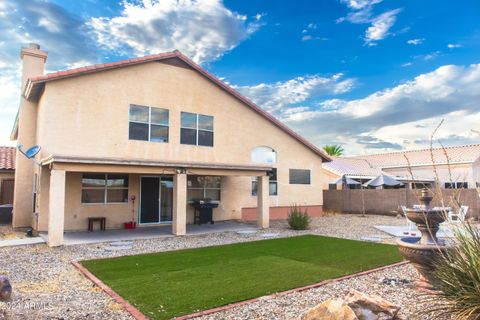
{"left": 40, "top": 221, "right": 259, "bottom": 246}
{"left": 374, "top": 224, "right": 454, "bottom": 238}
{"left": 0, "top": 237, "right": 46, "bottom": 248}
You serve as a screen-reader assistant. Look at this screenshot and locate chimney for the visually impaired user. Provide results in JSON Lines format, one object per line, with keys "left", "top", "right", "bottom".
{"left": 12, "top": 43, "right": 48, "bottom": 229}
{"left": 20, "top": 43, "right": 48, "bottom": 90}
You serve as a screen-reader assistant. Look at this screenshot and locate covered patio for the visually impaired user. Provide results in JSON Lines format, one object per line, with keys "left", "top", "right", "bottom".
{"left": 40, "top": 220, "right": 259, "bottom": 246}
{"left": 39, "top": 155, "right": 272, "bottom": 247}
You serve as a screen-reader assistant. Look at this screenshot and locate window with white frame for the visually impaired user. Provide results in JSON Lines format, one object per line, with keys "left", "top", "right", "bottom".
{"left": 129, "top": 104, "right": 169, "bottom": 142}
{"left": 187, "top": 176, "right": 221, "bottom": 201}
{"left": 180, "top": 112, "right": 214, "bottom": 146}
{"left": 81, "top": 174, "right": 129, "bottom": 204}
{"left": 252, "top": 168, "right": 278, "bottom": 196}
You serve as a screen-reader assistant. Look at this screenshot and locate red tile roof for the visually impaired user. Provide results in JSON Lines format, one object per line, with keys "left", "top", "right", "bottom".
{"left": 0, "top": 147, "right": 15, "bottom": 170}
{"left": 23, "top": 50, "right": 331, "bottom": 162}
{"left": 350, "top": 144, "right": 480, "bottom": 167}
{"left": 323, "top": 157, "right": 383, "bottom": 178}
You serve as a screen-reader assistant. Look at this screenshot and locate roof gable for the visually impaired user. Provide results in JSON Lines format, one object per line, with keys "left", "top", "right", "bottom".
{"left": 20, "top": 51, "right": 331, "bottom": 162}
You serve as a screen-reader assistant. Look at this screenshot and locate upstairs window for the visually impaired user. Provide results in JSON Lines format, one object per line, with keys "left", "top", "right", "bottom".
{"left": 129, "top": 105, "right": 169, "bottom": 143}
{"left": 289, "top": 169, "right": 311, "bottom": 185}
{"left": 181, "top": 112, "right": 214, "bottom": 147}
{"left": 82, "top": 174, "right": 129, "bottom": 204}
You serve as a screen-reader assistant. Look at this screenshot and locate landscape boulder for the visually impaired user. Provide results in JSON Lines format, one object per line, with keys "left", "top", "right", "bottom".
{"left": 0, "top": 276, "right": 12, "bottom": 301}
{"left": 301, "top": 298, "right": 359, "bottom": 320}
{"left": 344, "top": 289, "right": 399, "bottom": 320}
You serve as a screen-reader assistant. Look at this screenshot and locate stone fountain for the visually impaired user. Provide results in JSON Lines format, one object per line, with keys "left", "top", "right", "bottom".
{"left": 397, "top": 188, "right": 450, "bottom": 284}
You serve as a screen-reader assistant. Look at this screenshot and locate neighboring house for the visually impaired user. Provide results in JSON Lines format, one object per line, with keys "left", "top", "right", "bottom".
{"left": 323, "top": 144, "right": 480, "bottom": 189}
{"left": 11, "top": 43, "right": 331, "bottom": 246}
{"left": 0, "top": 147, "right": 15, "bottom": 205}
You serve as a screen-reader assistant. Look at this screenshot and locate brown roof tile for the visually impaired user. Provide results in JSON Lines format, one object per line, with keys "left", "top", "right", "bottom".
{"left": 0, "top": 146, "right": 15, "bottom": 170}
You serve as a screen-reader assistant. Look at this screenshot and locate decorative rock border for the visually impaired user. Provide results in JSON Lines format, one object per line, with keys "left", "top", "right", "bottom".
{"left": 73, "top": 259, "right": 409, "bottom": 320}
{"left": 71, "top": 261, "right": 147, "bottom": 320}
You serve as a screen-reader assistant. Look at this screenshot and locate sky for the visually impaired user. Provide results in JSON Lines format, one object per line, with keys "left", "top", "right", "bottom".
{"left": 0, "top": 0, "right": 479, "bottom": 155}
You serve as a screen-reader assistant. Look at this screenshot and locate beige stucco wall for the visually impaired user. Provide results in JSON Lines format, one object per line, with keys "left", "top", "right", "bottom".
{"left": 32, "top": 59, "right": 325, "bottom": 231}
{"left": 320, "top": 170, "right": 341, "bottom": 189}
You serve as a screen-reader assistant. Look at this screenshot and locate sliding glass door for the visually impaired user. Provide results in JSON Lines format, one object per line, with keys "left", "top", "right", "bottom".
{"left": 140, "top": 176, "right": 173, "bottom": 224}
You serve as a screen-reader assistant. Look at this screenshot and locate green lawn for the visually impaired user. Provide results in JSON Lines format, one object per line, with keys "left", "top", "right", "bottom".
{"left": 82, "top": 235, "right": 402, "bottom": 319}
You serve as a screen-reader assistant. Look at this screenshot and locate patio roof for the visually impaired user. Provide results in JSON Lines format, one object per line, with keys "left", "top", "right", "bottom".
{"left": 42, "top": 154, "right": 272, "bottom": 176}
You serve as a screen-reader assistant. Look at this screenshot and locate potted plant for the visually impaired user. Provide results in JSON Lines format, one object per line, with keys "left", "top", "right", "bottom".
{"left": 124, "top": 195, "right": 137, "bottom": 229}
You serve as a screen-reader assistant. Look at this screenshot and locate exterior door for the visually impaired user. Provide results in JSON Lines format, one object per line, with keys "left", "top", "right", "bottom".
{"left": 0, "top": 179, "right": 14, "bottom": 205}
{"left": 140, "top": 176, "right": 173, "bottom": 224}
{"left": 160, "top": 177, "right": 173, "bottom": 222}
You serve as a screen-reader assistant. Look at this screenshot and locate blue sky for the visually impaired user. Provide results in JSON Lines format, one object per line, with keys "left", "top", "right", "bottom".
{"left": 1, "top": 0, "right": 479, "bottom": 154}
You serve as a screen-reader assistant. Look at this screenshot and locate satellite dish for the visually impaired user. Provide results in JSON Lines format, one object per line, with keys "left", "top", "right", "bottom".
{"left": 18, "top": 144, "right": 41, "bottom": 159}
{"left": 25, "top": 145, "right": 41, "bottom": 158}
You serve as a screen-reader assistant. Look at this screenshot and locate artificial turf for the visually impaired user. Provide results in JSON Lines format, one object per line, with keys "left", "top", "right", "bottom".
{"left": 81, "top": 235, "right": 402, "bottom": 319}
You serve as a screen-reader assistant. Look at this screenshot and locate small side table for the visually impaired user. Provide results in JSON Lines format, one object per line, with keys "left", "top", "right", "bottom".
{"left": 88, "top": 217, "right": 106, "bottom": 231}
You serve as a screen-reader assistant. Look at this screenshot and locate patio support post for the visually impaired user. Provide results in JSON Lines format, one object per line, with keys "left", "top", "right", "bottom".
{"left": 257, "top": 175, "right": 270, "bottom": 228}
{"left": 173, "top": 173, "right": 187, "bottom": 235}
{"left": 48, "top": 169, "right": 66, "bottom": 247}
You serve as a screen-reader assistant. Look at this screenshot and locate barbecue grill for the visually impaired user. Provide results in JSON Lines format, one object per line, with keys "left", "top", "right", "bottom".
{"left": 191, "top": 199, "right": 218, "bottom": 224}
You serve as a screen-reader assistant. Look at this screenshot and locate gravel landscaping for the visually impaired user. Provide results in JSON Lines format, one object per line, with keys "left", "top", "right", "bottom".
{"left": 0, "top": 214, "right": 447, "bottom": 319}
{"left": 0, "top": 225, "right": 26, "bottom": 241}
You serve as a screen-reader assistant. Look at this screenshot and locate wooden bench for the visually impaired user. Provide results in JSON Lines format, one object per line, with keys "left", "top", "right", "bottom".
{"left": 88, "top": 217, "right": 106, "bottom": 231}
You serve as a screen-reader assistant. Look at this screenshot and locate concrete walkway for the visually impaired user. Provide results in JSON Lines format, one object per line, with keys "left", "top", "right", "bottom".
{"left": 374, "top": 224, "right": 454, "bottom": 238}
{"left": 0, "top": 237, "right": 46, "bottom": 248}
{"left": 40, "top": 221, "right": 259, "bottom": 246}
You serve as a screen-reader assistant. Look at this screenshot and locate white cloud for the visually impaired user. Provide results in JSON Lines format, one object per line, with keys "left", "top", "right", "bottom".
{"left": 0, "top": 0, "right": 100, "bottom": 146}
{"left": 88, "top": 0, "right": 263, "bottom": 64}
{"left": 364, "top": 9, "right": 402, "bottom": 45}
{"left": 413, "top": 51, "right": 442, "bottom": 61}
{"left": 0, "top": 70, "right": 20, "bottom": 145}
{"left": 407, "top": 38, "right": 424, "bottom": 45}
{"left": 447, "top": 43, "right": 462, "bottom": 49}
{"left": 234, "top": 73, "right": 356, "bottom": 115}
{"left": 401, "top": 62, "right": 412, "bottom": 67}
{"left": 301, "top": 35, "right": 327, "bottom": 41}
{"left": 338, "top": 1, "right": 402, "bottom": 45}
{"left": 337, "top": 0, "right": 383, "bottom": 24}
{"left": 239, "top": 64, "right": 480, "bottom": 154}
{"left": 301, "top": 22, "right": 325, "bottom": 41}
{"left": 340, "top": 0, "right": 383, "bottom": 10}
{"left": 0, "top": 0, "right": 261, "bottom": 145}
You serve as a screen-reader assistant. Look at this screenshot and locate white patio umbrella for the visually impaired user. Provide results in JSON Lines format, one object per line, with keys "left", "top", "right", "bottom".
{"left": 363, "top": 173, "right": 403, "bottom": 188}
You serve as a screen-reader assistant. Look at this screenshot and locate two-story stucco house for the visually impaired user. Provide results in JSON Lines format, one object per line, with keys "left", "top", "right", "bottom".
{"left": 11, "top": 44, "right": 330, "bottom": 246}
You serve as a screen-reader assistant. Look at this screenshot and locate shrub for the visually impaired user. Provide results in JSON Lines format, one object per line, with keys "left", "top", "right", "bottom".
{"left": 287, "top": 205, "right": 310, "bottom": 230}
{"left": 430, "top": 221, "right": 480, "bottom": 319}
